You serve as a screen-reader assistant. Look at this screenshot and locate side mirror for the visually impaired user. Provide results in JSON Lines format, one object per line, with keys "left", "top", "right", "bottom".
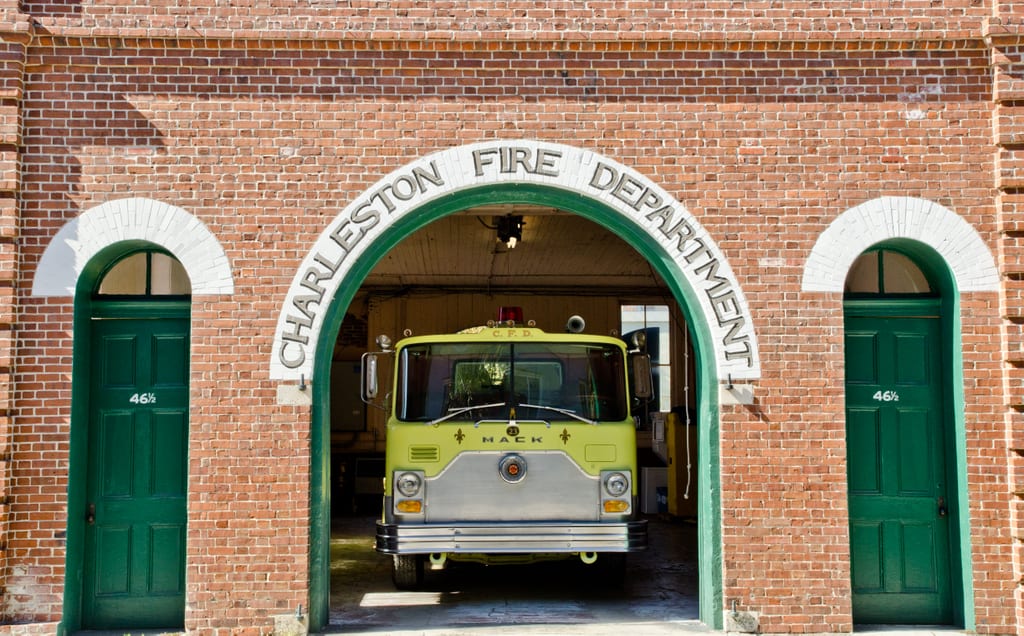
{"left": 361, "top": 334, "right": 394, "bottom": 404}
{"left": 361, "top": 352, "right": 380, "bottom": 400}
{"left": 631, "top": 353, "right": 653, "bottom": 400}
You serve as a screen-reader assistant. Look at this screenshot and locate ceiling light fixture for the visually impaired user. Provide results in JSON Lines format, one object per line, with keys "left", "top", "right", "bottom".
{"left": 497, "top": 215, "right": 523, "bottom": 249}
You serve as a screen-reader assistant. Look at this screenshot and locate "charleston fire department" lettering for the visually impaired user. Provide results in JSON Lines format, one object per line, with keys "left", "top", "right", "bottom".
{"left": 275, "top": 142, "right": 757, "bottom": 377}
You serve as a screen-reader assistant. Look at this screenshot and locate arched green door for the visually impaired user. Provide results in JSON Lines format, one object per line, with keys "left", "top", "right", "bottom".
{"left": 80, "top": 251, "right": 191, "bottom": 630}
{"left": 844, "top": 248, "right": 954, "bottom": 625}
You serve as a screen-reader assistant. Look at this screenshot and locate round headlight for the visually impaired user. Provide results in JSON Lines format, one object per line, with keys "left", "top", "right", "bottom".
{"left": 605, "top": 472, "right": 629, "bottom": 497}
{"left": 395, "top": 472, "right": 422, "bottom": 497}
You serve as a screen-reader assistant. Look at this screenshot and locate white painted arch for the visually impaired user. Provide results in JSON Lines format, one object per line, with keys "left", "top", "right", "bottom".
{"left": 32, "top": 197, "right": 234, "bottom": 297}
{"left": 271, "top": 139, "right": 762, "bottom": 382}
{"left": 802, "top": 196, "right": 999, "bottom": 293}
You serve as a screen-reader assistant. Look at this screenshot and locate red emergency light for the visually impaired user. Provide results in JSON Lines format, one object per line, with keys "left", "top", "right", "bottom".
{"left": 497, "top": 306, "right": 523, "bottom": 324}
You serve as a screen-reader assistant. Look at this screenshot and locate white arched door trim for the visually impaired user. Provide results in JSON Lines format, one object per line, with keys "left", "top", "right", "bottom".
{"left": 31, "top": 197, "right": 234, "bottom": 297}
{"left": 802, "top": 196, "right": 998, "bottom": 293}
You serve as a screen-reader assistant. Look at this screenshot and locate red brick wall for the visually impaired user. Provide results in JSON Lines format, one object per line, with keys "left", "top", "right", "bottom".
{"left": 720, "top": 293, "right": 851, "bottom": 633}
{"left": 994, "top": 34, "right": 1024, "bottom": 636}
{"left": 17, "top": 2, "right": 991, "bottom": 40}
{"left": 0, "top": 5, "right": 1019, "bottom": 634}
{"left": 185, "top": 300, "right": 312, "bottom": 632}
{"left": 4, "top": 299, "right": 71, "bottom": 622}
{"left": 960, "top": 295, "right": 1014, "bottom": 633}
{"left": 0, "top": 29, "right": 24, "bottom": 628}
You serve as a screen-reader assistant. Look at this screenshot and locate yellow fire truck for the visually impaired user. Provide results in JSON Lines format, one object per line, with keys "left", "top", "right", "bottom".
{"left": 362, "top": 308, "right": 651, "bottom": 588}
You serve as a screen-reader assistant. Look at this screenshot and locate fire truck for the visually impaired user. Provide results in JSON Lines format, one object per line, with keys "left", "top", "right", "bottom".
{"left": 361, "top": 308, "right": 651, "bottom": 588}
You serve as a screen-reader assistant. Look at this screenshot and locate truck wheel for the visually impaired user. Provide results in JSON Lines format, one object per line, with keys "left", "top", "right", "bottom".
{"left": 392, "top": 554, "right": 424, "bottom": 590}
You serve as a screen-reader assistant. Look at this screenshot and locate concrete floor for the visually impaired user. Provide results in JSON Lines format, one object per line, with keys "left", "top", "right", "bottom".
{"left": 72, "top": 517, "right": 968, "bottom": 635}
{"left": 327, "top": 514, "right": 704, "bottom": 635}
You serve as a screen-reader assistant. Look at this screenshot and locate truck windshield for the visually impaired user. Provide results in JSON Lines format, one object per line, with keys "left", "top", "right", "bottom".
{"left": 395, "top": 342, "right": 628, "bottom": 423}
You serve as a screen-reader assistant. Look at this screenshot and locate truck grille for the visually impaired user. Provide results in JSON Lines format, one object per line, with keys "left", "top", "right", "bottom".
{"left": 425, "top": 451, "right": 600, "bottom": 522}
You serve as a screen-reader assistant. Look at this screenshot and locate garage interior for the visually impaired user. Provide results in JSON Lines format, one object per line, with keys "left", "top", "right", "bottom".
{"left": 326, "top": 206, "right": 702, "bottom": 628}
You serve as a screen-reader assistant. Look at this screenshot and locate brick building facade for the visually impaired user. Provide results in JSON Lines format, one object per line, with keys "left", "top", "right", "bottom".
{"left": 0, "top": 1, "right": 1023, "bottom": 634}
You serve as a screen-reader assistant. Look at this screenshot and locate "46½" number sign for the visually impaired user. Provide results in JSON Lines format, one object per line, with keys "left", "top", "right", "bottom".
{"left": 129, "top": 392, "right": 157, "bottom": 405}
{"left": 872, "top": 390, "right": 900, "bottom": 402}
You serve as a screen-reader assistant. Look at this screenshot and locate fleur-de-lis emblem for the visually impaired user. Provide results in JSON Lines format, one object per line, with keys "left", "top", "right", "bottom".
{"left": 560, "top": 428, "right": 571, "bottom": 444}
{"left": 454, "top": 428, "right": 465, "bottom": 444}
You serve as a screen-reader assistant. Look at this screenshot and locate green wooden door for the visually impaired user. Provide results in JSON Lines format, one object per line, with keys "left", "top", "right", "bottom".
{"left": 83, "top": 315, "right": 189, "bottom": 629}
{"left": 845, "top": 311, "right": 952, "bottom": 624}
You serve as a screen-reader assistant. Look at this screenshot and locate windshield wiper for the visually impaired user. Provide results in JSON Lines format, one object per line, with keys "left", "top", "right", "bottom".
{"left": 518, "top": 403, "right": 597, "bottom": 425}
{"left": 427, "top": 402, "right": 506, "bottom": 426}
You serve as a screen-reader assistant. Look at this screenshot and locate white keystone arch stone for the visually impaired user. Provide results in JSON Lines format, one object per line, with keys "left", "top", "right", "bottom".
{"left": 32, "top": 197, "right": 234, "bottom": 297}
{"left": 801, "top": 196, "right": 999, "bottom": 293}
{"left": 271, "top": 139, "right": 761, "bottom": 382}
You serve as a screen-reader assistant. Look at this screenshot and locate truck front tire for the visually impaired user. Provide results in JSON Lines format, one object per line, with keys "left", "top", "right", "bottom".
{"left": 392, "top": 554, "right": 424, "bottom": 590}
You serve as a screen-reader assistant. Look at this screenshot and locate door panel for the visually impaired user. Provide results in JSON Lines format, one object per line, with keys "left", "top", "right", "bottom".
{"left": 151, "top": 411, "right": 187, "bottom": 496}
{"left": 847, "top": 408, "right": 881, "bottom": 494}
{"left": 850, "top": 522, "right": 884, "bottom": 592}
{"left": 84, "top": 316, "right": 189, "bottom": 629}
{"left": 100, "top": 411, "right": 134, "bottom": 497}
{"left": 845, "top": 332, "right": 879, "bottom": 383}
{"left": 897, "top": 410, "right": 931, "bottom": 495}
{"left": 845, "top": 313, "right": 952, "bottom": 624}
{"left": 95, "top": 527, "right": 131, "bottom": 595}
{"left": 153, "top": 333, "right": 189, "bottom": 386}
{"left": 902, "top": 523, "right": 938, "bottom": 592}
{"left": 102, "top": 336, "right": 137, "bottom": 386}
{"left": 894, "top": 333, "right": 929, "bottom": 385}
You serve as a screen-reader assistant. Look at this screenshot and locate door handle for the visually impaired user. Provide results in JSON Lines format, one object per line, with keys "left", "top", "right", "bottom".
{"left": 86, "top": 503, "right": 95, "bottom": 525}
{"left": 937, "top": 497, "right": 947, "bottom": 517}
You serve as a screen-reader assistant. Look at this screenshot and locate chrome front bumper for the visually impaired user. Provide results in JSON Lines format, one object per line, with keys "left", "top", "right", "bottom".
{"left": 376, "top": 519, "right": 648, "bottom": 554}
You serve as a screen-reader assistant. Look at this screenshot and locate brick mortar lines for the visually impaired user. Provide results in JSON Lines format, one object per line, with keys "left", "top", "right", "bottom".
{"left": 20, "top": 62, "right": 991, "bottom": 80}
{"left": 17, "top": 21, "right": 995, "bottom": 41}
{"left": 0, "top": 7, "right": 1016, "bottom": 43}
{"left": 25, "top": 33, "right": 995, "bottom": 53}
{"left": 0, "top": 10, "right": 987, "bottom": 44}
{"left": 19, "top": 39, "right": 993, "bottom": 79}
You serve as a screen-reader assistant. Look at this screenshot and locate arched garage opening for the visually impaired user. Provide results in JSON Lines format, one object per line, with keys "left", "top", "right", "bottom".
{"left": 269, "top": 141, "right": 762, "bottom": 631}
{"left": 325, "top": 209, "right": 703, "bottom": 627}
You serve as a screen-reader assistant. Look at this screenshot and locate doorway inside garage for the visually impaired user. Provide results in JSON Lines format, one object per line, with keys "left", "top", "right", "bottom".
{"left": 323, "top": 207, "right": 703, "bottom": 630}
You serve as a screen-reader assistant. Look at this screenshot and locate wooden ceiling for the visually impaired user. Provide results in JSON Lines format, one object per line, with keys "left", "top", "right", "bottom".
{"left": 363, "top": 206, "right": 668, "bottom": 295}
